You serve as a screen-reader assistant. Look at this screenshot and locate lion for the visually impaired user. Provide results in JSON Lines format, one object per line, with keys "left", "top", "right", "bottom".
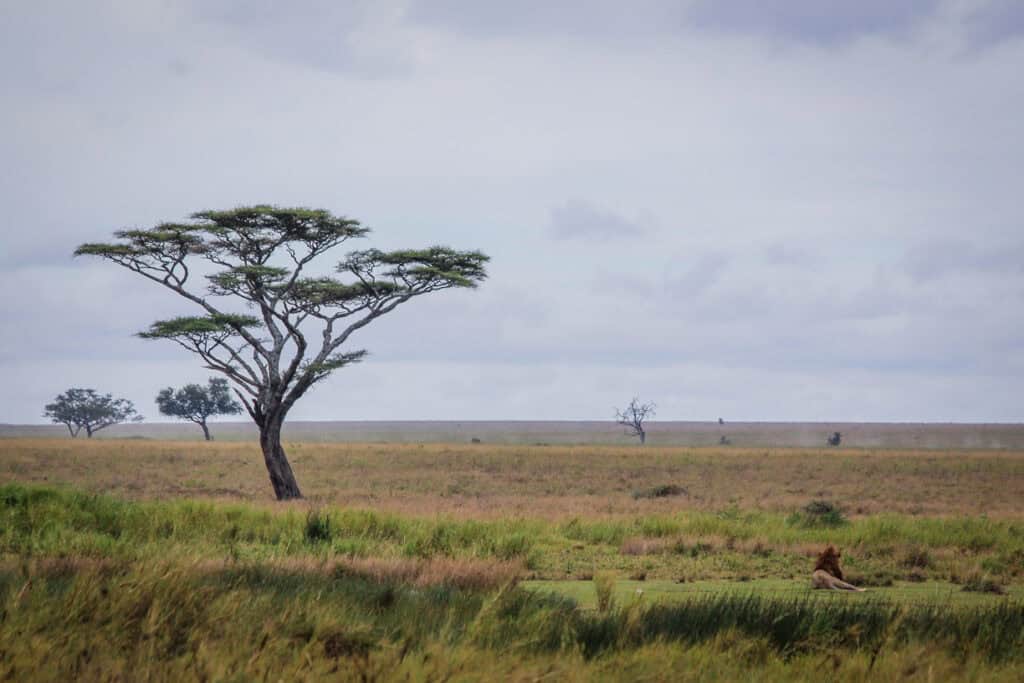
{"left": 811, "top": 545, "right": 865, "bottom": 592}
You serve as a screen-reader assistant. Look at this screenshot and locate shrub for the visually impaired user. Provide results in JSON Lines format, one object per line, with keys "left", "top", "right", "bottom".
{"left": 906, "top": 569, "right": 927, "bottom": 582}
{"left": 901, "top": 546, "right": 933, "bottom": 569}
{"left": 962, "top": 571, "right": 1006, "bottom": 595}
{"left": 787, "top": 500, "right": 847, "bottom": 528}
{"left": 304, "top": 509, "right": 332, "bottom": 544}
{"left": 632, "top": 485, "right": 686, "bottom": 500}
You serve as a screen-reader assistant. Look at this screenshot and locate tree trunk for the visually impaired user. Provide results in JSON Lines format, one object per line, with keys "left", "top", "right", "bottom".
{"left": 639, "top": 430, "right": 646, "bottom": 445}
{"left": 85, "top": 425, "right": 94, "bottom": 438}
{"left": 259, "top": 417, "right": 302, "bottom": 500}
{"left": 200, "top": 421, "right": 212, "bottom": 441}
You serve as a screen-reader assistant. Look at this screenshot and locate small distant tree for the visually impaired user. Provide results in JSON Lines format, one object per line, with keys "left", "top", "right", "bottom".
{"left": 156, "top": 377, "right": 243, "bottom": 441}
{"left": 827, "top": 431, "right": 842, "bottom": 447}
{"left": 44, "top": 388, "right": 142, "bottom": 438}
{"left": 615, "top": 397, "right": 656, "bottom": 445}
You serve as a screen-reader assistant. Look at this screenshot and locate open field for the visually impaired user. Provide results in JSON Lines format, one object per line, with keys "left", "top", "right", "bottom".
{"left": 4, "top": 419, "right": 1024, "bottom": 448}
{"left": 1, "top": 438, "right": 1023, "bottom": 517}
{"left": 2, "top": 438, "right": 1024, "bottom": 680}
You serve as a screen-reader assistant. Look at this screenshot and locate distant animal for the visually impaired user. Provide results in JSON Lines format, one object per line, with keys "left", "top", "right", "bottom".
{"left": 827, "top": 432, "right": 842, "bottom": 447}
{"left": 812, "top": 545, "right": 865, "bottom": 592}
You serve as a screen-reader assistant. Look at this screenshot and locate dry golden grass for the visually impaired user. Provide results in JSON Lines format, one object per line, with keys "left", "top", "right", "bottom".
{"left": 2, "top": 438, "right": 1023, "bottom": 518}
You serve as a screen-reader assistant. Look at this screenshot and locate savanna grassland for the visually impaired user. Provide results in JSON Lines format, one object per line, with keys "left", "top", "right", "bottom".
{"left": 2, "top": 437, "right": 1024, "bottom": 681}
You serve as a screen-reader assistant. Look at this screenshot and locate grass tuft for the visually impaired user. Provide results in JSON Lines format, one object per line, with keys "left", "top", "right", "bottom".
{"left": 594, "top": 572, "right": 616, "bottom": 613}
{"left": 304, "top": 508, "right": 333, "bottom": 544}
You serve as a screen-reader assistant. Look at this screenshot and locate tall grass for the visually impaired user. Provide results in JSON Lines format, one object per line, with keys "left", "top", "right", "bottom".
{"left": 4, "top": 483, "right": 1024, "bottom": 680}
{"left": 4, "top": 483, "right": 1024, "bottom": 585}
{"left": 3, "top": 559, "right": 1024, "bottom": 682}
{"left": 0, "top": 483, "right": 541, "bottom": 564}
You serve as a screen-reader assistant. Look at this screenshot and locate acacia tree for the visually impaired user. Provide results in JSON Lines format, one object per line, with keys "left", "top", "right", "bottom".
{"left": 615, "top": 397, "right": 656, "bottom": 445}
{"left": 44, "top": 388, "right": 142, "bottom": 438}
{"left": 156, "top": 377, "right": 242, "bottom": 441}
{"left": 76, "top": 206, "right": 488, "bottom": 499}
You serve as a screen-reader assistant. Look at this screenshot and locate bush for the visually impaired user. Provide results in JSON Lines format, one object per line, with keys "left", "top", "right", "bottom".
{"left": 962, "top": 571, "right": 1006, "bottom": 595}
{"left": 901, "top": 546, "right": 933, "bottom": 569}
{"left": 632, "top": 485, "right": 686, "bottom": 500}
{"left": 787, "top": 500, "right": 847, "bottom": 528}
{"left": 304, "top": 509, "right": 333, "bottom": 544}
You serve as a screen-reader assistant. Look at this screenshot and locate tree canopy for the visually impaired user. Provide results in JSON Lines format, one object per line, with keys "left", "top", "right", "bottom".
{"left": 156, "top": 377, "right": 243, "bottom": 440}
{"left": 76, "top": 206, "right": 489, "bottom": 498}
{"left": 44, "top": 388, "right": 142, "bottom": 438}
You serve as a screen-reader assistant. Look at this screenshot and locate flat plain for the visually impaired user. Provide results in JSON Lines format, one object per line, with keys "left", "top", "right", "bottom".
{"left": 2, "top": 438, "right": 1022, "bottom": 517}
{"left": 5, "top": 419, "right": 1024, "bottom": 448}
{"left": 2, "top": 429, "right": 1024, "bottom": 680}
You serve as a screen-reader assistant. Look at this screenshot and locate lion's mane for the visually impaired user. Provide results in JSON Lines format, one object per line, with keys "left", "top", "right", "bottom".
{"left": 813, "top": 545, "right": 844, "bottom": 580}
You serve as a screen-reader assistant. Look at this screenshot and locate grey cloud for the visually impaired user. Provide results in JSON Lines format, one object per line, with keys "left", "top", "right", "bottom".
{"left": 0, "top": 263, "right": 202, "bottom": 364}
{"left": 902, "top": 241, "right": 1024, "bottom": 282}
{"left": 686, "top": 0, "right": 941, "bottom": 45}
{"left": 664, "top": 252, "right": 731, "bottom": 297}
{"left": 2, "top": 2, "right": 1023, "bottom": 422}
{"left": 962, "top": 0, "right": 1024, "bottom": 48}
{"left": 406, "top": 0, "right": 684, "bottom": 40}
{"left": 547, "top": 200, "right": 649, "bottom": 241}
{"left": 762, "top": 243, "right": 817, "bottom": 267}
{"left": 188, "top": 0, "right": 411, "bottom": 75}
{"left": 589, "top": 270, "right": 658, "bottom": 299}
{"left": 407, "top": 0, "right": 945, "bottom": 48}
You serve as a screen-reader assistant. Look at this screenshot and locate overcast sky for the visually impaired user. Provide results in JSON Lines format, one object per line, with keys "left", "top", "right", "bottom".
{"left": 2, "top": 0, "right": 1023, "bottom": 424}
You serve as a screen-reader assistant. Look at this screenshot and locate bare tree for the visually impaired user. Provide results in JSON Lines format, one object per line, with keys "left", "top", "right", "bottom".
{"left": 75, "top": 206, "right": 488, "bottom": 500}
{"left": 615, "top": 397, "right": 656, "bottom": 445}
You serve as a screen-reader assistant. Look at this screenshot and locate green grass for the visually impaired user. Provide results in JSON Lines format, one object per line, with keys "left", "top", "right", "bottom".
{"left": 4, "top": 482, "right": 1024, "bottom": 680}
{"left": 0, "top": 483, "right": 544, "bottom": 565}
{"left": 523, "top": 579, "right": 1024, "bottom": 609}
{"left": 4, "top": 483, "right": 1024, "bottom": 587}
{"left": 4, "top": 560, "right": 1024, "bottom": 681}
